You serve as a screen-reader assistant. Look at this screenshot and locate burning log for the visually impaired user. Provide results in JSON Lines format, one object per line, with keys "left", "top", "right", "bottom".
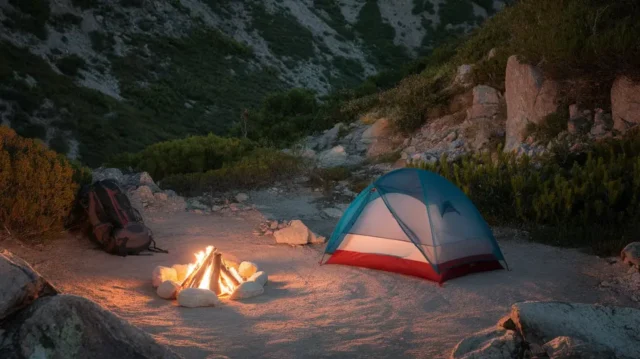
{"left": 210, "top": 252, "right": 222, "bottom": 295}
{"left": 220, "top": 260, "right": 241, "bottom": 287}
{"left": 181, "top": 248, "right": 216, "bottom": 289}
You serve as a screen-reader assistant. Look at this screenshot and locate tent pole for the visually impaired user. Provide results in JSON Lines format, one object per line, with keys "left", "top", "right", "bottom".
{"left": 318, "top": 252, "right": 326, "bottom": 265}
{"left": 503, "top": 259, "right": 511, "bottom": 271}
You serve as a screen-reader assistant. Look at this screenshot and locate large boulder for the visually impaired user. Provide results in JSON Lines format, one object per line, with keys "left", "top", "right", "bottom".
{"left": 0, "top": 295, "right": 181, "bottom": 359}
{"left": 131, "top": 185, "right": 156, "bottom": 206}
{"left": 621, "top": 242, "right": 640, "bottom": 267}
{"left": 510, "top": 301, "right": 640, "bottom": 359}
{"left": 92, "top": 167, "right": 125, "bottom": 184}
{"left": 450, "top": 327, "right": 522, "bottom": 359}
{"left": 317, "top": 145, "right": 348, "bottom": 168}
{"left": 125, "top": 172, "right": 161, "bottom": 193}
{"left": 273, "top": 220, "right": 312, "bottom": 245}
{"left": 612, "top": 76, "right": 640, "bottom": 133}
{"left": 504, "top": 56, "right": 560, "bottom": 152}
{"left": 360, "top": 118, "right": 401, "bottom": 158}
{"left": 315, "top": 123, "right": 342, "bottom": 151}
{"left": 467, "top": 85, "right": 502, "bottom": 121}
{"left": 0, "top": 250, "right": 57, "bottom": 321}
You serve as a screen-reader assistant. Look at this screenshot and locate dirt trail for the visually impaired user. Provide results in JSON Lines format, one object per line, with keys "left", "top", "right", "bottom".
{"left": 4, "top": 205, "right": 637, "bottom": 359}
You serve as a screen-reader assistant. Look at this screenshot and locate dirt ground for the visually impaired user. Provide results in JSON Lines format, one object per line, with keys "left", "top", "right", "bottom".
{"left": 3, "top": 200, "right": 638, "bottom": 359}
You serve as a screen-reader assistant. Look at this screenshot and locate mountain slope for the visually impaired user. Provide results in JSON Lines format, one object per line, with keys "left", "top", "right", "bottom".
{"left": 0, "top": 0, "right": 508, "bottom": 165}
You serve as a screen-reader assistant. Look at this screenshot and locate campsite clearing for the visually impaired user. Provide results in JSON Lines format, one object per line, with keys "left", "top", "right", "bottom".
{"left": 3, "top": 209, "right": 636, "bottom": 359}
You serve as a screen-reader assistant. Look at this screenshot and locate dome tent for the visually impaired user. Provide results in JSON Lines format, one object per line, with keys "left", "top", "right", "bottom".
{"left": 321, "top": 168, "right": 507, "bottom": 283}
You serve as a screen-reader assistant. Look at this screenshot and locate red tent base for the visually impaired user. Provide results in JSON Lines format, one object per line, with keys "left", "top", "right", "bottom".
{"left": 325, "top": 250, "right": 504, "bottom": 284}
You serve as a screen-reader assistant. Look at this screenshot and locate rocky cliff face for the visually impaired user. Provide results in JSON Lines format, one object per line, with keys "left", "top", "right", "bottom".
{"left": 0, "top": 0, "right": 509, "bottom": 165}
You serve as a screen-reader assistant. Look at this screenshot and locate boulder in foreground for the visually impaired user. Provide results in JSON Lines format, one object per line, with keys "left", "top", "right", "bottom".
{"left": 450, "top": 327, "right": 522, "bottom": 359}
{"left": 0, "top": 294, "right": 181, "bottom": 359}
{"left": 451, "top": 301, "right": 640, "bottom": 359}
{"left": 0, "top": 249, "right": 57, "bottom": 321}
{"left": 510, "top": 301, "right": 640, "bottom": 359}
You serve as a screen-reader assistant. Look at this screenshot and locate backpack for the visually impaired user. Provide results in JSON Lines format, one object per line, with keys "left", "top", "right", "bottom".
{"left": 79, "top": 179, "right": 168, "bottom": 256}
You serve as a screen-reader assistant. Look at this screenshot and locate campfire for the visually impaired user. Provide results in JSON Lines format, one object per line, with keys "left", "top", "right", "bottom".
{"left": 152, "top": 246, "right": 268, "bottom": 307}
{"left": 180, "top": 246, "right": 245, "bottom": 295}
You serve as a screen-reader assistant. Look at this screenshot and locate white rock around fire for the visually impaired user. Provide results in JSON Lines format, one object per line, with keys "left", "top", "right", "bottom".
{"left": 230, "top": 281, "right": 264, "bottom": 300}
{"left": 153, "top": 247, "right": 268, "bottom": 306}
{"left": 152, "top": 266, "right": 177, "bottom": 288}
{"left": 238, "top": 261, "right": 258, "bottom": 279}
{"left": 178, "top": 288, "right": 220, "bottom": 308}
{"left": 248, "top": 271, "right": 268, "bottom": 287}
{"left": 157, "top": 280, "right": 180, "bottom": 300}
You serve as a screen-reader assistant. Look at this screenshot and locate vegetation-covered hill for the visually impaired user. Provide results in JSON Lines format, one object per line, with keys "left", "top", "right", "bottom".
{"left": 0, "top": 0, "right": 510, "bottom": 166}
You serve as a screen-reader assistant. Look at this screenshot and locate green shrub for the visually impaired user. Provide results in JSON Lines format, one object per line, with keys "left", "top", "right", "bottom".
{"left": 7, "top": 0, "right": 50, "bottom": 39}
{"left": 0, "top": 126, "right": 77, "bottom": 241}
{"left": 250, "top": 4, "right": 315, "bottom": 61}
{"left": 120, "top": 0, "right": 144, "bottom": 7}
{"left": 89, "top": 31, "right": 115, "bottom": 53}
{"left": 238, "top": 88, "right": 320, "bottom": 147}
{"left": 411, "top": 136, "right": 640, "bottom": 255}
{"left": 161, "top": 148, "right": 301, "bottom": 195}
{"left": 526, "top": 106, "right": 569, "bottom": 142}
{"left": 71, "top": 0, "right": 98, "bottom": 9}
{"left": 106, "top": 133, "right": 258, "bottom": 180}
{"left": 454, "top": 0, "right": 640, "bottom": 86}
{"left": 50, "top": 13, "right": 83, "bottom": 32}
{"left": 68, "top": 159, "right": 92, "bottom": 187}
{"left": 379, "top": 63, "right": 457, "bottom": 134}
{"left": 49, "top": 133, "right": 70, "bottom": 154}
{"left": 354, "top": 0, "right": 410, "bottom": 69}
{"left": 308, "top": 166, "right": 351, "bottom": 193}
{"left": 55, "top": 55, "right": 86, "bottom": 77}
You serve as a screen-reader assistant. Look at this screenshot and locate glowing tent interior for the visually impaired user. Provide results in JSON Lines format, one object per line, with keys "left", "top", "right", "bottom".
{"left": 321, "top": 168, "right": 508, "bottom": 284}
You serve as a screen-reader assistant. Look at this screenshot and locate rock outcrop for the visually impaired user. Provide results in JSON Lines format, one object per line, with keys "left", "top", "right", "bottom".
{"left": 504, "top": 56, "right": 560, "bottom": 152}
{"left": 621, "top": 242, "right": 640, "bottom": 267}
{"left": 0, "top": 251, "right": 180, "bottom": 359}
{"left": 91, "top": 168, "right": 186, "bottom": 214}
{"left": 510, "top": 301, "right": 640, "bottom": 358}
{"left": 361, "top": 118, "right": 403, "bottom": 158}
{"left": 0, "top": 295, "right": 182, "bottom": 359}
{"left": 0, "top": 249, "right": 57, "bottom": 321}
{"left": 450, "top": 301, "right": 640, "bottom": 359}
{"left": 612, "top": 76, "right": 640, "bottom": 133}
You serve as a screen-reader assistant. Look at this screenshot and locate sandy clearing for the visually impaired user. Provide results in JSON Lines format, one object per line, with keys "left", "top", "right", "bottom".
{"left": 3, "top": 209, "right": 637, "bottom": 359}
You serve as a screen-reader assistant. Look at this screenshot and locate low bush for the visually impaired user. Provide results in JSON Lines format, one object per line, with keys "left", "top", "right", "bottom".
{"left": 379, "top": 63, "right": 457, "bottom": 134}
{"left": 50, "top": 13, "right": 83, "bottom": 32}
{"left": 106, "top": 133, "right": 258, "bottom": 181}
{"left": 7, "top": 0, "right": 50, "bottom": 39}
{"left": 0, "top": 126, "right": 77, "bottom": 241}
{"left": 89, "top": 31, "right": 115, "bottom": 53}
{"left": 236, "top": 88, "right": 320, "bottom": 147}
{"left": 526, "top": 106, "right": 569, "bottom": 143}
{"left": 160, "top": 148, "right": 302, "bottom": 195}
{"left": 55, "top": 55, "right": 87, "bottom": 77}
{"left": 411, "top": 137, "right": 640, "bottom": 255}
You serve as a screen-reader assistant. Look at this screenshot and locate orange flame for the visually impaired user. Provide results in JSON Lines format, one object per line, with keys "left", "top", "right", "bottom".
{"left": 183, "top": 246, "right": 243, "bottom": 295}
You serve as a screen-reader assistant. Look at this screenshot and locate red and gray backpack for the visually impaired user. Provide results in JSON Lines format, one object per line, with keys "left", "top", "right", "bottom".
{"left": 79, "top": 179, "right": 168, "bottom": 256}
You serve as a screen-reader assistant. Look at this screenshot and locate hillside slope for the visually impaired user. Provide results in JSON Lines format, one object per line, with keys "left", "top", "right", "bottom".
{"left": 0, "top": 0, "right": 509, "bottom": 165}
